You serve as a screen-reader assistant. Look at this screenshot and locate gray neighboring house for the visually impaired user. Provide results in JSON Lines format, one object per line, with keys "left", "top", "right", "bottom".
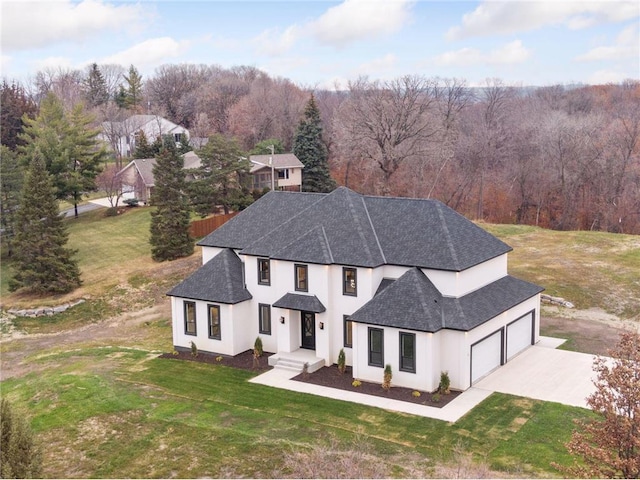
{"left": 250, "top": 153, "right": 304, "bottom": 191}
{"left": 167, "top": 187, "right": 544, "bottom": 392}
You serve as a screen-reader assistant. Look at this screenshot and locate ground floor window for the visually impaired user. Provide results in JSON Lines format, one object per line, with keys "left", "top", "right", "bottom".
{"left": 344, "top": 315, "right": 353, "bottom": 347}
{"left": 368, "top": 327, "right": 384, "bottom": 367}
{"left": 399, "top": 332, "right": 416, "bottom": 373}
{"left": 259, "top": 303, "right": 271, "bottom": 335}
{"left": 184, "top": 301, "right": 196, "bottom": 336}
{"left": 208, "top": 304, "right": 221, "bottom": 340}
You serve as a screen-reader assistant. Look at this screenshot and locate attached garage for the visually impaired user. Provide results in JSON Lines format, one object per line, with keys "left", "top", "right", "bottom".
{"left": 471, "top": 329, "right": 504, "bottom": 384}
{"left": 506, "top": 311, "right": 534, "bottom": 360}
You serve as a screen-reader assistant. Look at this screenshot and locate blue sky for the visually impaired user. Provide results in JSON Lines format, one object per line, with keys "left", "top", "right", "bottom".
{"left": 1, "top": 0, "right": 638, "bottom": 88}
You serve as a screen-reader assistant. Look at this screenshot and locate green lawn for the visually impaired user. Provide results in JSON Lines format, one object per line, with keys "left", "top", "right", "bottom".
{"left": 1, "top": 347, "right": 592, "bottom": 478}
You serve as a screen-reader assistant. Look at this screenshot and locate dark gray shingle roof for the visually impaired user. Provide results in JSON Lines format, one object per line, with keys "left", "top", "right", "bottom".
{"left": 273, "top": 293, "right": 326, "bottom": 313}
{"left": 199, "top": 187, "right": 512, "bottom": 271}
{"left": 167, "top": 249, "right": 252, "bottom": 304}
{"left": 349, "top": 268, "right": 543, "bottom": 332}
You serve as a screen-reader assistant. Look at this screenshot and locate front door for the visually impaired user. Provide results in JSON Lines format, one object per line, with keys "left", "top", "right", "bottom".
{"left": 301, "top": 311, "right": 316, "bottom": 349}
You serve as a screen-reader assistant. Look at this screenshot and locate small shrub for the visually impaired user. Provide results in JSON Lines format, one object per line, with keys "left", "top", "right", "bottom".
{"left": 302, "top": 362, "right": 309, "bottom": 378}
{"left": 123, "top": 198, "right": 139, "bottom": 207}
{"left": 172, "top": 350, "right": 179, "bottom": 356}
{"left": 432, "top": 393, "right": 441, "bottom": 403}
{"left": 105, "top": 206, "right": 118, "bottom": 217}
{"left": 382, "top": 364, "right": 392, "bottom": 391}
{"left": 438, "top": 371, "right": 451, "bottom": 394}
{"left": 215, "top": 356, "right": 223, "bottom": 362}
{"left": 337, "top": 348, "right": 346, "bottom": 374}
{"left": 190, "top": 341, "right": 198, "bottom": 357}
{"left": 352, "top": 379, "right": 362, "bottom": 387}
{"left": 254, "top": 337, "right": 263, "bottom": 357}
{"left": 412, "top": 390, "right": 421, "bottom": 398}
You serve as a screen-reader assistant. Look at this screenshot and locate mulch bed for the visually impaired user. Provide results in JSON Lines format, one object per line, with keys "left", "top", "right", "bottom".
{"left": 158, "top": 349, "right": 273, "bottom": 373}
{"left": 292, "top": 365, "right": 461, "bottom": 408}
{"left": 159, "top": 350, "right": 460, "bottom": 408}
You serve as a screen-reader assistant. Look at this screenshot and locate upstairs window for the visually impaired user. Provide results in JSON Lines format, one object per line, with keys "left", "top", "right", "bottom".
{"left": 295, "top": 264, "right": 308, "bottom": 292}
{"left": 208, "top": 304, "right": 221, "bottom": 340}
{"left": 278, "top": 169, "right": 289, "bottom": 179}
{"left": 184, "top": 301, "right": 196, "bottom": 336}
{"left": 258, "top": 258, "right": 270, "bottom": 285}
{"left": 343, "top": 267, "right": 357, "bottom": 296}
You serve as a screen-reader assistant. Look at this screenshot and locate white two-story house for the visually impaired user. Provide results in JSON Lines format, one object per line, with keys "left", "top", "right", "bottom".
{"left": 167, "top": 187, "right": 543, "bottom": 392}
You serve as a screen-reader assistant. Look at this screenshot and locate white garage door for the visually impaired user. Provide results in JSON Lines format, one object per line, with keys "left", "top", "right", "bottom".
{"left": 471, "top": 329, "right": 503, "bottom": 384}
{"left": 506, "top": 312, "right": 534, "bottom": 360}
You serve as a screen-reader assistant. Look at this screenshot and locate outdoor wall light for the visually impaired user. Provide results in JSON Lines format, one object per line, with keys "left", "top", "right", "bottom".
{"left": 280, "top": 316, "right": 285, "bottom": 324}
{"left": 319, "top": 322, "right": 324, "bottom": 330}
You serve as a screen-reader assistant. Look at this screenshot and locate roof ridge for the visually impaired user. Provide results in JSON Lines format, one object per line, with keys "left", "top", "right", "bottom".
{"left": 341, "top": 189, "right": 377, "bottom": 265}
{"left": 436, "top": 202, "right": 461, "bottom": 270}
{"left": 361, "top": 196, "right": 386, "bottom": 264}
{"left": 320, "top": 226, "right": 335, "bottom": 264}
{"left": 221, "top": 249, "right": 234, "bottom": 301}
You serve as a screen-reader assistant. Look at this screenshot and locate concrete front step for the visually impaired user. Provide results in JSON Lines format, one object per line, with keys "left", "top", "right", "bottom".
{"left": 268, "top": 353, "right": 325, "bottom": 373}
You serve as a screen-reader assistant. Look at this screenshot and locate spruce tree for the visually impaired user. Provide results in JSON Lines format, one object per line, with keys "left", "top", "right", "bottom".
{"left": 0, "top": 146, "right": 23, "bottom": 257}
{"left": 188, "top": 134, "right": 252, "bottom": 216}
{"left": 9, "top": 150, "right": 81, "bottom": 294}
{"left": 149, "top": 139, "right": 194, "bottom": 261}
{"left": 83, "top": 63, "right": 109, "bottom": 107}
{"left": 0, "top": 398, "right": 42, "bottom": 479}
{"left": 292, "top": 94, "right": 336, "bottom": 193}
{"left": 121, "top": 64, "right": 144, "bottom": 111}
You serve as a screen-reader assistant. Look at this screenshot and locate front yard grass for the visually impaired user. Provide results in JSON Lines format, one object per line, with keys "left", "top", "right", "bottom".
{"left": 1, "top": 348, "right": 592, "bottom": 478}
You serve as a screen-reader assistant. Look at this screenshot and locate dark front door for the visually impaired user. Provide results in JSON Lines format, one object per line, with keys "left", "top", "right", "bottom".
{"left": 301, "top": 311, "right": 316, "bottom": 349}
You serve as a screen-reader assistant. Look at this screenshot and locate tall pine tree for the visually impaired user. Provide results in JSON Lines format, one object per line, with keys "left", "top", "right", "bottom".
{"left": 0, "top": 146, "right": 23, "bottom": 257}
{"left": 116, "top": 65, "right": 144, "bottom": 111}
{"left": 149, "top": 139, "right": 194, "bottom": 261}
{"left": 188, "top": 134, "right": 252, "bottom": 216}
{"left": 83, "top": 63, "right": 109, "bottom": 107}
{"left": 292, "top": 94, "right": 336, "bottom": 193}
{"left": 9, "top": 150, "right": 81, "bottom": 294}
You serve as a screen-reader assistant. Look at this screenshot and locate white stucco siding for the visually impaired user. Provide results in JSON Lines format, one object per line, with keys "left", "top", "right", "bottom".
{"left": 171, "top": 298, "right": 250, "bottom": 356}
{"left": 351, "top": 324, "right": 437, "bottom": 392}
{"left": 202, "top": 246, "right": 224, "bottom": 264}
{"left": 424, "top": 254, "right": 508, "bottom": 297}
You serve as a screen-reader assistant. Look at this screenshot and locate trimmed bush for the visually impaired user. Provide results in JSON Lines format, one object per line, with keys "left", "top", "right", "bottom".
{"left": 438, "top": 371, "right": 451, "bottom": 394}
{"left": 337, "top": 348, "right": 346, "bottom": 374}
{"left": 254, "top": 337, "right": 263, "bottom": 357}
{"left": 190, "top": 341, "right": 198, "bottom": 357}
{"left": 382, "top": 364, "right": 392, "bottom": 391}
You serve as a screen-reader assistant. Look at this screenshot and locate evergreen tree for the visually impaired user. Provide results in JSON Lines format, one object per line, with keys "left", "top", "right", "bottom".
{"left": 9, "top": 150, "right": 81, "bottom": 294}
{"left": 132, "top": 130, "right": 158, "bottom": 159}
{"left": 83, "top": 63, "right": 109, "bottom": 107}
{"left": 119, "top": 64, "right": 144, "bottom": 111}
{"left": 149, "top": 139, "right": 194, "bottom": 261}
{"left": 19, "top": 93, "right": 107, "bottom": 218}
{"left": 188, "top": 134, "right": 253, "bottom": 216}
{"left": 250, "top": 138, "right": 285, "bottom": 156}
{"left": 0, "top": 398, "right": 42, "bottom": 479}
{"left": 292, "top": 94, "right": 336, "bottom": 193}
{"left": 0, "top": 146, "right": 24, "bottom": 257}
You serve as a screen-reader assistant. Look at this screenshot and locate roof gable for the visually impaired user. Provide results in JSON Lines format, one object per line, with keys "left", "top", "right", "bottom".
{"left": 249, "top": 153, "right": 304, "bottom": 173}
{"left": 166, "top": 249, "right": 252, "bottom": 304}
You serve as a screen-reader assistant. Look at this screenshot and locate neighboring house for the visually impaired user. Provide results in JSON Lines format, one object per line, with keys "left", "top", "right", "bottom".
{"left": 250, "top": 153, "right": 304, "bottom": 191}
{"left": 167, "top": 187, "right": 543, "bottom": 392}
{"left": 117, "top": 152, "right": 202, "bottom": 204}
{"left": 101, "top": 115, "right": 189, "bottom": 158}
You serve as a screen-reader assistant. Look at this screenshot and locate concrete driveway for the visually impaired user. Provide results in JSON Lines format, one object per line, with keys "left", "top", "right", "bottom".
{"left": 473, "top": 338, "right": 599, "bottom": 408}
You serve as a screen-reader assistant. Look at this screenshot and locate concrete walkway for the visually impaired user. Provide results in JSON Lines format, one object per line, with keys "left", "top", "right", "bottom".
{"left": 250, "top": 336, "right": 598, "bottom": 422}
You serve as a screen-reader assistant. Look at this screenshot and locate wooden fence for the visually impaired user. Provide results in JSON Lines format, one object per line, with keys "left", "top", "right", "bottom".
{"left": 189, "top": 212, "right": 238, "bottom": 238}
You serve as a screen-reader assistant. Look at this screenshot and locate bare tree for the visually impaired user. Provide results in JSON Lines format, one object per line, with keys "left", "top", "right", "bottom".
{"left": 96, "top": 163, "right": 124, "bottom": 207}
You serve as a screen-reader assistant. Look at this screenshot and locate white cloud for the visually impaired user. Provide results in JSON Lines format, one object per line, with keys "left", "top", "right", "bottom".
{"left": 587, "top": 68, "right": 631, "bottom": 84}
{"left": 1, "top": 0, "right": 148, "bottom": 51}
{"left": 447, "top": 1, "right": 639, "bottom": 40}
{"left": 311, "top": 0, "right": 414, "bottom": 47}
{"left": 354, "top": 53, "right": 398, "bottom": 73}
{"left": 435, "top": 40, "right": 531, "bottom": 66}
{"left": 99, "top": 37, "right": 190, "bottom": 68}
{"left": 30, "top": 56, "right": 74, "bottom": 71}
{"left": 576, "top": 24, "right": 639, "bottom": 61}
{"left": 253, "top": 0, "right": 414, "bottom": 56}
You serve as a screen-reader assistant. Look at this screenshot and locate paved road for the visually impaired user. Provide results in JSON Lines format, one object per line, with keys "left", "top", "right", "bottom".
{"left": 62, "top": 202, "right": 105, "bottom": 217}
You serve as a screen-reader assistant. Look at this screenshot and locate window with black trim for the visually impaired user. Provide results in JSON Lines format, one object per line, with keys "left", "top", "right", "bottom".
{"left": 208, "top": 304, "right": 221, "bottom": 340}
{"left": 184, "top": 301, "right": 196, "bottom": 336}
{"left": 399, "top": 332, "right": 416, "bottom": 373}
{"left": 343, "top": 267, "right": 357, "bottom": 296}
{"left": 368, "top": 327, "right": 383, "bottom": 367}
{"left": 259, "top": 303, "right": 271, "bottom": 335}
{"left": 343, "top": 315, "right": 353, "bottom": 348}
{"left": 277, "top": 168, "right": 289, "bottom": 179}
{"left": 258, "top": 258, "right": 270, "bottom": 285}
{"left": 295, "top": 264, "right": 308, "bottom": 292}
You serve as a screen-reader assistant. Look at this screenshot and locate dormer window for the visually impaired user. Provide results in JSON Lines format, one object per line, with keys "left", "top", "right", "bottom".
{"left": 258, "top": 258, "right": 270, "bottom": 285}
